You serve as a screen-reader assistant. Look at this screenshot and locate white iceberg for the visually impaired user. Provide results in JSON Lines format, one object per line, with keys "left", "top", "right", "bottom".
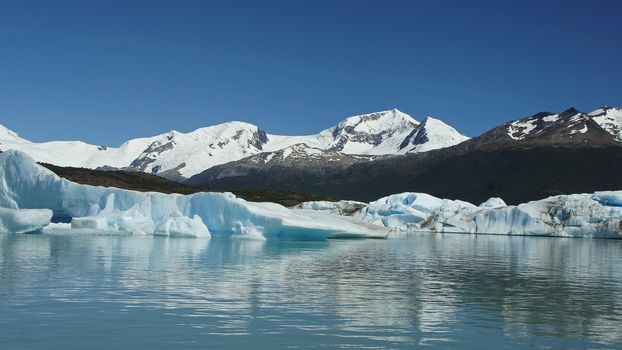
{"left": 0, "top": 208, "right": 52, "bottom": 233}
{"left": 472, "top": 192, "right": 622, "bottom": 238}
{"left": 0, "top": 150, "right": 387, "bottom": 240}
{"left": 355, "top": 192, "right": 478, "bottom": 232}
{"left": 303, "top": 191, "right": 622, "bottom": 238}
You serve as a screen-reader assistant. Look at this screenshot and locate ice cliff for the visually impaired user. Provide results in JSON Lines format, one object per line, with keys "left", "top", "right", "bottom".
{"left": 0, "top": 150, "right": 387, "bottom": 239}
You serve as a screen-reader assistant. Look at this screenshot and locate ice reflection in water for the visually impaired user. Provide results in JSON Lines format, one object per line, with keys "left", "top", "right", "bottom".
{"left": 1, "top": 232, "right": 622, "bottom": 349}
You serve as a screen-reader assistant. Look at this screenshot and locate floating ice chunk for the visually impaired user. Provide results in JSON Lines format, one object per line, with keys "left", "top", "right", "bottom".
{"left": 45, "top": 222, "right": 71, "bottom": 230}
{"left": 0, "top": 208, "right": 52, "bottom": 233}
{"left": 71, "top": 216, "right": 108, "bottom": 229}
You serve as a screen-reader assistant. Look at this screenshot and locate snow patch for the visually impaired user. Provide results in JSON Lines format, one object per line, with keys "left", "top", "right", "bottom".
{"left": 569, "top": 124, "right": 588, "bottom": 134}
{"left": 591, "top": 107, "right": 622, "bottom": 142}
{"left": 542, "top": 114, "right": 560, "bottom": 123}
{"left": 507, "top": 118, "right": 538, "bottom": 140}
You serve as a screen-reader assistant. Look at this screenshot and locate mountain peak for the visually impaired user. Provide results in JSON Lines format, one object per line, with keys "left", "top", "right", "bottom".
{"left": 558, "top": 107, "right": 582, "bottom": 118}
{"left": 336, "top": 109, "right": 418, "bottom": 129}
{"left": 420, "top": 116, "right": 449, "bottom": 126}
{"left": 398, "top": 115, "right": 469, "bottom": 153}
{"left": 466, "top": 107, "right": 622, "bottom": 149}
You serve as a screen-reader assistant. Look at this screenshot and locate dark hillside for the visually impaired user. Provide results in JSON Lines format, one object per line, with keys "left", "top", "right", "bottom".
{"left": 40, "top": 163, "right": 338, "bottom": 207}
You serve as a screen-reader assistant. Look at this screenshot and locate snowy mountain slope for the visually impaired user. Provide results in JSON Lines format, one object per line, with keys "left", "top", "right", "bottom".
{"left": 252, "top": 143, "right": 372, "bottom": 164}
{"left": 590, "top": 107, "right": 622, "bottom": 142}
{"left": 265, "top": 109, "right": 468, "bottom": 155}
{"left": 0, "top": 124, "right": 159, "bottom": 168}
{"left": 186, "top": 143, "right": 375, "bottom": 183}
{"left": 305, "top": 109, "right": 420, "bottom": 154}
{"left": 127, "top": 121, "right": 271, "bottom": 178}
{"left": 463, "top": 107, "right": 622, "bottom": 150}
{"left": 0, "top": 109, "right": 468, "bottom": 179}
{"left": 398, "top": 117, "right": 469, "bottom": 153}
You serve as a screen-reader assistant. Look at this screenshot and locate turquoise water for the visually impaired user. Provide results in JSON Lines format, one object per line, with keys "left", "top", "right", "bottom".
{"left": 1, "top": 232, "right": 622, "bottom": 349}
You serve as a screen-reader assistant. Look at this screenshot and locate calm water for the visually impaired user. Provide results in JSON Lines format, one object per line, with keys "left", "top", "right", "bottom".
{"left": 1, "top": 232, "right": 622, "bottom": 349}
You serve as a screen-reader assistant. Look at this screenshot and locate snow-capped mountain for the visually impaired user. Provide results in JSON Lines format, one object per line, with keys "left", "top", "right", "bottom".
{"left": 187, "top": 106, "right": 622, "bottom": 203}
{"left": 127, "top": 121, "right": 270, "bottom": 179}
{"left": 306, "top": 109, "right": 419, "bottom": 154}
{"left": 290, "top": 109, "right": 468, "bottom": 155}
{"left": 0, "top": 109, "right": 468, "bottom": 179}
{"left": 590, "top": 107, "right": 622, "bottom": 142}
{"left": 0, "top": 123, "right": 159, "bottom": 169}
{"left": 398, "top": 116, "right": 469, "bottom": 153}
{"left": 465, "top": 107, "right": 622, "bottom": 150}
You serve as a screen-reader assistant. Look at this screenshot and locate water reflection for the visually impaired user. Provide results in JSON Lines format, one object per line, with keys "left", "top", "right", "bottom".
{"left": 1, "top": 232, "right": 622, "bottom": 349}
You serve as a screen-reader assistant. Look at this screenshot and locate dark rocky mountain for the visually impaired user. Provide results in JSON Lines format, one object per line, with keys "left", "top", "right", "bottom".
{"left": 40, "top": 163, "right": 338, "bottom": 207}
{"left": 186, "top": 108, "right": 622, "bottom": 205}
{"left": 186, "top": 143, "right": 377, "bottom": 184}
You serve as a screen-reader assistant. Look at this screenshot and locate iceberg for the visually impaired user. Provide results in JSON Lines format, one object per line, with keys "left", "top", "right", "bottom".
{"left": 354, "top": 193, "right": 478, "bottom": 232}
{"left": 472, "top": 193, "right": 622, "bottom": 238}
{"left": 301, "top": 191, "right": 622, "bottom": 238}
{"left": 0, "top": 150, "right": 387, "bottom": 240}
{"left": 0, "top": 208, "right": 52, "bottom": 233}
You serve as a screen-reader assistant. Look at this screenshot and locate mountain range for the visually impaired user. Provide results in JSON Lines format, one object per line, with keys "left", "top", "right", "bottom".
{"left": 0, "top": 109, "right": 467, "bottom": 180}
{"left": 2, "top": 106, "right": 621, "bottom": 205}
{"left": 187, "top": 107, "right": 622, "bottom": 204}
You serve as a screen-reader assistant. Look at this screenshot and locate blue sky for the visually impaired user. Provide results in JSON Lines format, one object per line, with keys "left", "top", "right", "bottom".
{"left": 1, "top": 0, "right": 620, "bottom": 146}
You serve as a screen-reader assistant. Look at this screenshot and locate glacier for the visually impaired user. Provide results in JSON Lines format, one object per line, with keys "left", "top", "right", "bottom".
{"left": 298, "top": 192, "right": 622, "bottom": 238}
{"left": 0, "top": 150, "right": 387, "bottom": 240}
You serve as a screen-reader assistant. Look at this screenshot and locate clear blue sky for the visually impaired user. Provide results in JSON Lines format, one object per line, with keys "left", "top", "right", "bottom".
{"left": 1, "top": 0, "right": 620, "bottom": 146}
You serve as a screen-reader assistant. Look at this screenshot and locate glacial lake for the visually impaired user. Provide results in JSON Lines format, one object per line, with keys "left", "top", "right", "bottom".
{"left": 1, "top": 232, "right": 621, "bottom": 349}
